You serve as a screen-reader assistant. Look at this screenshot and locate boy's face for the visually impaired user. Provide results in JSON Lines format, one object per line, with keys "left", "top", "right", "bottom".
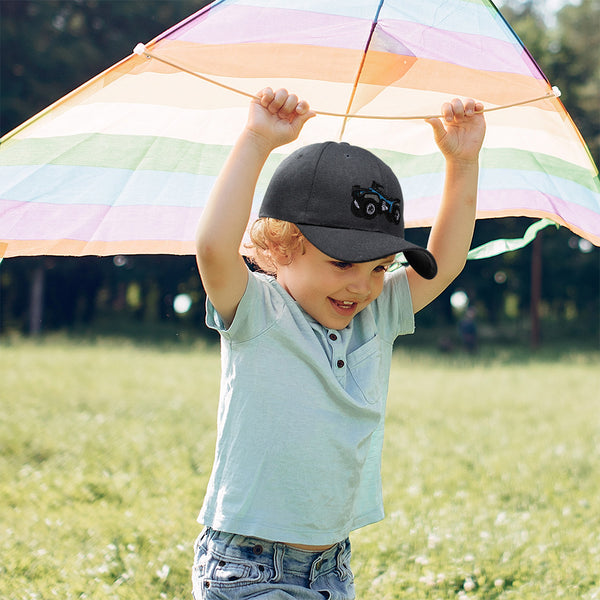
{"left": 276, "top": 240, "right": 396, "bottom": 330}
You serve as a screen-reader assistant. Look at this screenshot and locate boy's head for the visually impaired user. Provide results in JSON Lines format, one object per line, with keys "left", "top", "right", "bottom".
{"left": 258, "top": 142, "right": 437, "bottom": 279}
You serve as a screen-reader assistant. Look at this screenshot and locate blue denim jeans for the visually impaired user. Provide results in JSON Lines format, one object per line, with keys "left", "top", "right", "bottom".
{"left": 192, "top": 528, "right": 355, "bottom": 599}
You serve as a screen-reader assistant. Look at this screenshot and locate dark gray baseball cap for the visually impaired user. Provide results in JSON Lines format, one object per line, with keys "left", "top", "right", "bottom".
{"left": 259, "top": 141, "right": 437, "bottom": 279}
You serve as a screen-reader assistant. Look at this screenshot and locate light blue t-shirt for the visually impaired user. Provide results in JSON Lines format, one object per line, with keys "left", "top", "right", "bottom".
{"left": 198, "top": 267, "right": 415, "bottom": 545}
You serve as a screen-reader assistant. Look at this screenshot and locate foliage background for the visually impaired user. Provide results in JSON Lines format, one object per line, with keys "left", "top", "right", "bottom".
{"left": 0, "top": 0, "right": 598, "bottom": 345}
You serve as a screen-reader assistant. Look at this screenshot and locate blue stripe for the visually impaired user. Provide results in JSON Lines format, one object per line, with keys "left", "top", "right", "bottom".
{"left": 2, "top": 164, "right": 598, "bottom": 216}
{"left": 398, "top": 169, "right": 600, "bottom": 213}
{"left": 0, "top": 165, "right": 216, "bottom": 208}
{"left": 233, "top": 0, "right": 518, "bottom": 43}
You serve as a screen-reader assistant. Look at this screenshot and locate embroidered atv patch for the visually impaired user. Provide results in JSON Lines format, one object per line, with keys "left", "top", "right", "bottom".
{"left": 351, "top": 181, "right": 402, "bottom": 224}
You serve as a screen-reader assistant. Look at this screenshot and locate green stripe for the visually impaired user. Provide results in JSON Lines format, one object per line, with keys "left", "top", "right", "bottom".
{"left": 467, "top": 218, "right": 557, "bottom": 260}
{"left": 0, "top": 134, "right": 230, "bottom": 176}
{"left": 1, "top": 133, "right": 598, "bottom": 193}
{"left": 375, "top": 147, "right": 600, "bottom": 192}
{"left": 481, "top": 148, "right": 599, "bottom": 189}
{"left": 0, "top": 133, "right": 291, "bottom": 182}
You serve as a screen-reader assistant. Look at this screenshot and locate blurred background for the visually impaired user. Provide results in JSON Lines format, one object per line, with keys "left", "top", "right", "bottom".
{"left": 1, "top": 0, "right": 598, "bottom": 349}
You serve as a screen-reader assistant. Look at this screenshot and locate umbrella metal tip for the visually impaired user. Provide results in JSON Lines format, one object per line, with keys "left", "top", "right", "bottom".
{"left": 134, "top": 43, "right": 147, "bottom": 56}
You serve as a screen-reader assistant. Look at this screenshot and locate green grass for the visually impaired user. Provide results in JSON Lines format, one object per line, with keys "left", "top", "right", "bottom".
{"left": 1, "top": 336, "right": 598, "bottom": 599}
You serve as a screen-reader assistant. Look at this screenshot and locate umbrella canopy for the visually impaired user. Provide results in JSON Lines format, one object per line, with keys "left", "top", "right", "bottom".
{"left": 1, "top": 0, "right": 599, "bottom": 258}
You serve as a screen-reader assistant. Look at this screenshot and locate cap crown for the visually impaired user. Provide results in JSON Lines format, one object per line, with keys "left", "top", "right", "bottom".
{"left": 260, "top": 142, "right": 405, "bottom": 237}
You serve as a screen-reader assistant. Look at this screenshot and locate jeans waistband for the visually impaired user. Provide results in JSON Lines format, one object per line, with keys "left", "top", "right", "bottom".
{"left": 200, "top": 527, "right": 350, "bottom": 581}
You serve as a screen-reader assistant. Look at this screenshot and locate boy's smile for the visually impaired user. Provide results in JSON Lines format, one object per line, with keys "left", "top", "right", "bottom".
{"left": 276, "top": 241, "right": 395, "bottom": 330}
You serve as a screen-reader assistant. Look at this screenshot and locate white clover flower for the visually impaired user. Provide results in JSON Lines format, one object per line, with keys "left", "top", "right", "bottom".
{"left": 156, "top": 564, "right": 170, "bottom": 581}
{"left": 464, "top": 577, "right": 476, "bottom": 591}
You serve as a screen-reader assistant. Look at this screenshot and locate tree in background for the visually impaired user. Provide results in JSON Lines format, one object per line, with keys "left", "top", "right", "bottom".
{"left": 549, "top": 0, "right": 599, "bottom": 164}
{"left": 1, "top": 0, "right": 208, "bottom": 135}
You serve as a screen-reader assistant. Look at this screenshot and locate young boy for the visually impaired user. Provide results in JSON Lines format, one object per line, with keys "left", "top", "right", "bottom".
{"left": 193, "top": 88, "right": 485, "bottom": 599}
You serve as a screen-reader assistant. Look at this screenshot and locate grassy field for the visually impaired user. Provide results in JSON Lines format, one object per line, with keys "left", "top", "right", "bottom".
{"left": 1, "top": 336, "right": 598, "bottom": 599}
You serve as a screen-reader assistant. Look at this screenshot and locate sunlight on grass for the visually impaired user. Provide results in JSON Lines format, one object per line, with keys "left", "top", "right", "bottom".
{"left": 1, "top": 338, "right": 598, "bottom": 599}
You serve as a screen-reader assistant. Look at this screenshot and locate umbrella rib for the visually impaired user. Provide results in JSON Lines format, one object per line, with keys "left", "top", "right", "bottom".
{"left": 134, "top": 45, "right": 560, "bottom": 120}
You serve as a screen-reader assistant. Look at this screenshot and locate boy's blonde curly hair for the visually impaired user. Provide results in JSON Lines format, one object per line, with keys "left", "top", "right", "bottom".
{"left": 247, "top": 218, "right": 306, "bottom": 275}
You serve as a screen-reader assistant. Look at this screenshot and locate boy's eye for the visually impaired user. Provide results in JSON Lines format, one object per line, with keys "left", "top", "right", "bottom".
{"left": 332, "top": 261, "right": 353, "bottom": 270}
{"left": 374, "top": 265, "right": 389, "bottom": 273}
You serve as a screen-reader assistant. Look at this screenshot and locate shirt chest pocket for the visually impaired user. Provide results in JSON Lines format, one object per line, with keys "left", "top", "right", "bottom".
{"left": 346, "top": 336, "right": 384, "bottom": 406}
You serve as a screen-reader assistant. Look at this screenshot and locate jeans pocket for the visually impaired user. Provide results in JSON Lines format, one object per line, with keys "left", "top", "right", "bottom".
{"left": 213, "top": 557, "right": 254, "bottom": 582}
{"left": 206, "top": 554, "right": 273, "bottom": 589}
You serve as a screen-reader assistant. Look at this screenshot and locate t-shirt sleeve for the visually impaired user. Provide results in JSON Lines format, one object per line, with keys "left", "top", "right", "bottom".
{"left": 205, "top": 270, "right": 280, "bottom": 341}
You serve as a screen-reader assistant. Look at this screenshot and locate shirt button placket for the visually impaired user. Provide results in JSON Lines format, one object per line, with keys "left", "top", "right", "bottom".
{"left": 328, "top": 330, "right": 346, "bottom": 371}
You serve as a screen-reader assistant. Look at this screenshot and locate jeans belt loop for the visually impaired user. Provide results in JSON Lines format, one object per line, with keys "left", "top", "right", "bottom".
{"left": 272, "top": 542, "right": 285, "bottom": 583}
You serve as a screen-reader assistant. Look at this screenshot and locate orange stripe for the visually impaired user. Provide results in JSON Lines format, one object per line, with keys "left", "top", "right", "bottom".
{"left": 1, "top": 239, "right": 196, "bottom": 258}
{"left": 143, "top": 40, "right": 552, "bottom": 109}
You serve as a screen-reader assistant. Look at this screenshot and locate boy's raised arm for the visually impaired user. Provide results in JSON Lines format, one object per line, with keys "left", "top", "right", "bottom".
{"left": 407, "top": 98, "right": 486, "bottom": 314}
{"left": 195, "top": 89, "right": 314, "bottom": 326}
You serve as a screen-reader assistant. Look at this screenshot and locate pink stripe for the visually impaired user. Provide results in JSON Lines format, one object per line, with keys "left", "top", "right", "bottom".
{"left": 0, "top": 200, "right": 203, "bottom": 242}
{"left": 4, "top": 191, "right": 598, "bottom": 247}
{"left": 407, "top": 190, "right": 600, "bottom": 236}
{"left": 378, "top": 21, "right": 543, "bottom": 77}
{"left": 169, "top": 6, "right": 371, "bottom": 50}
{"left": 162, "top": 4, "right": 539, "bottom": 77}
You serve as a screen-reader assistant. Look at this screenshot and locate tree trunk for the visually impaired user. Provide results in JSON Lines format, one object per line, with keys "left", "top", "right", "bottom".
{"left": 530, "top": 233, "right": 542, "bottom": 349}
{"left": 29, "top": 264, "right": 45, "bottom": 336}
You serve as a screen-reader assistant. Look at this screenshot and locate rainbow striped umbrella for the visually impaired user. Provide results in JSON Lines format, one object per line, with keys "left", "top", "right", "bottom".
{"left": 1, "top": 0, "right": 599, "bottom": 260}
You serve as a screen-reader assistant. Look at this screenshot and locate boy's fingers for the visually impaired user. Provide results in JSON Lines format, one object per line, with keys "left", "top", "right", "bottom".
{"left": 441, "top": 101, "right": 454, "bottom": 122}
{"left": 296, "top": 100, "right": 310, "bottom": 114}
{"left": 269, "top": 88, "right": 290, "bottom": 114}
{"left": 296, "top": 101, "right": 315, "bottom": 121}
{"left": 450, "top": 98, "right": 466, "bottom": 119}
{"left": 463, "top": 98, "right": 476, "bottom": 116}
{"left": 424, "top": 117, "right": 446, "bottom": 141}
{"left": 257, "top": 87, "right": 274, "bottom": 106}
{"left": 297, "top": 106, "right": 316, "bottom": 127}
{"left": 439, "top": 98, "right": 483, "bottom": 122}
{"left": 280, "top": 93, "right": 300, "bottom": 117}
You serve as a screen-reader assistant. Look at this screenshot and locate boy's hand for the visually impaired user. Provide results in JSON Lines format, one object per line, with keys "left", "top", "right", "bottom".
{"left": 426, "top": 98, "right": 486, "bottom": 164}
{"left": 247, "top": 87, "right": 315, "bottom": 150}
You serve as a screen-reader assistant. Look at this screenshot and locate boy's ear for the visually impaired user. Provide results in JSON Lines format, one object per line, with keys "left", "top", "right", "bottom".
{"left": 269, "top": 245, "right": 295, "bottom": 266}
{"left": 272, "top": 236, "right": 305, "bottom": 266}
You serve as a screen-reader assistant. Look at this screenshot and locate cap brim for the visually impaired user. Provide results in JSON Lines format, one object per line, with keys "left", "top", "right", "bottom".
{"left": 297, "top": 224, "right": 438, "bottom": 279}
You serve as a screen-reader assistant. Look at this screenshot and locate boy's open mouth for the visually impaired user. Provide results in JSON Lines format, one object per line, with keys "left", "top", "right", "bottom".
{"left": 329, "top": 298, "right": 357, "bottom": 313}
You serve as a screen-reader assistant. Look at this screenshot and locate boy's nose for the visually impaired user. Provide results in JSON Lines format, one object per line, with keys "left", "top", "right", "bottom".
{"left": 346, "top": 277, "right": 371, "bottom": 298}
